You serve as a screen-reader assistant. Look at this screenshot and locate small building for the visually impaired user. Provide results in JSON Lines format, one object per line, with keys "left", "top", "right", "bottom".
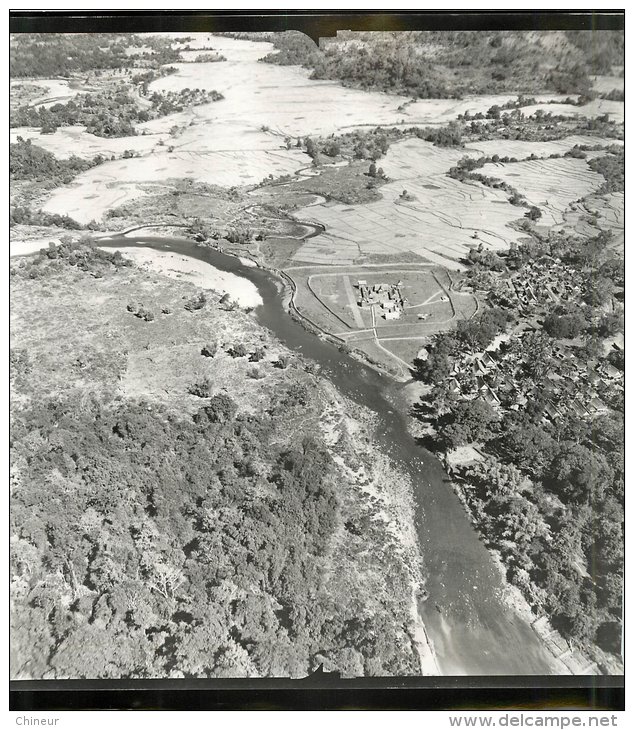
{"left": 480, "top": 386, "right": 501, "bottom": 407}
{"left": 384, "top": 309, "right": 401, "bottom": 320}
{"left": 600, "top": 362, "right": 622, "bottom": 380}
{"left": 569, "top": 400, "right": 589, "bottom": 418}
{"left": 588, "top": 397, "right": 608, "bottom": 414}
{"left": 543, "top": 402, "right": 561, "bottom": 421}
{"left": 448, "top": 377, "right": 461, "bottom": 393}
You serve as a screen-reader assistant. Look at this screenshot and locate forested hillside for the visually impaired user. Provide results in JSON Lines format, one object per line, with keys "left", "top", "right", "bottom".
{"left": 257, "top": 30, "right": 624, "bottom": 98}
{"left": 10, "top": 245, "right": 423, "bottom": 679}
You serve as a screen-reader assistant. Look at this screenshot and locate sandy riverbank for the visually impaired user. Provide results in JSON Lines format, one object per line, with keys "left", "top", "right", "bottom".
{"left": 112, "top": 246, "right": 263, "bottom": 309}
{"left": 10, "top": 237, "right": 62, "bottom": 257}
{"left": 10, "top": 234, "right": 263, "bottom": 309}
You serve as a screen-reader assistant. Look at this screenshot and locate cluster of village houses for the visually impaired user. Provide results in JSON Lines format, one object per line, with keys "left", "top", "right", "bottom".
{"left": 442, "top": 328, "right": 623, "bottom": 422}
{"left": 356, "top": 279, "right": 406, "bottom": 320}
{"left": 485, "top": 259, "right": 586, "bottom": 313}
{"left": 442, "top": 256, "right": 623, "bottom": 422}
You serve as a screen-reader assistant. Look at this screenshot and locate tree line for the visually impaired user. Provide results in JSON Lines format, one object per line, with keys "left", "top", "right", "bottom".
{"left": 10, "top": 137, "right": 103, "bottom": 184}
{"left": 11, "top": 86, "right": 224, "bottom": 138}
{"left": 10, "top": 33, "right": 181, "bottom": 78}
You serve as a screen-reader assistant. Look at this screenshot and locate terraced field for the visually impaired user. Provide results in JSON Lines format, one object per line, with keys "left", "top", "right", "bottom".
{"left": 290, "top": 133, "right": 622, "bottom": 268}
{"left": 479, "top": 157, "right": 607, "bottom": 227}
{"left": 40, "top": 146, "right": 307, "bottom": 224}
{"left": 470, "top": 135, "right": 622, "bottom": 160}
{"left": 292, "top": 140, "right": 523, "bottom": 268}
{"left": 518, "top": 98, "right": 624, "bottom": 124}
{"left": 10, "top": 124, "right": 169, "bottom": 159}
{"left": 557, "top": 191, "right": 624, "bottom": 248}
{"left": 10, "top": 77, "right": 82, "bottom": 108}
{"left": 402, "top": 94, "right": 573, "bottom": 126}
{"left": 28, "top": 34, "right": 624, "bottom": 233}
{"left": 590, "top": 73, "right": 624, "bottom": 95}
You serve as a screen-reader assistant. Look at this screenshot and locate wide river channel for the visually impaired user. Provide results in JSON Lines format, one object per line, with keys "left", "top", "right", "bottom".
{"left": 102, "top": 235, "right": 562, "bottom": 676}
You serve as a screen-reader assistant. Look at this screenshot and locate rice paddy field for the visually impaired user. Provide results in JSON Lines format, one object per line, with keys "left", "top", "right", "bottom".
{"left": 10, "top": 125, "right": 169, "bottom": 159}
{"left": 145, "top": 35, "right": 433, "bottom": 138}
{"left": 402, "top": 94, "right": 574, "bottom": 126}
{"left": 41, "top": 174, "right": 149, "bottom": 225}
{"left": 519, "top": 98, "right": 624, "bottom": 124}
{"left": 478, "top": 156, "right": 608, "bottom": 227}
{"left": 9, "top": 31, "right": 625, "bottom": 678}
{"left": 557, "top": 192, "right": 624, "bottom": 249}
{"left": 470, "top": 135, "right": 622, "bottom": 160}
{"left": 40, "top": 146, "right": 308, "bottom": 224}
{"left": 292, "top": 139, "right": 524, "bottom": 268}
{"left": 290, "top": 131, "right": 623, "bottom": 268}
{"left": 12, "top": 34, "right": 623, "bottom": 367}
{"left": 10, "top": 77, "right": 83, "bottom": 108}
{"left": 590, "top": 74, "right": 624, "bottom": 95}
{"left": 24, "top": 34, "right": 624, "bottom": 233}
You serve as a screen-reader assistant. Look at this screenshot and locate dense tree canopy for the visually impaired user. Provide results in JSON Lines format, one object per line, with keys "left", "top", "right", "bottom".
{"left": 10, "top": 137, "right": 100, "bottom": 183}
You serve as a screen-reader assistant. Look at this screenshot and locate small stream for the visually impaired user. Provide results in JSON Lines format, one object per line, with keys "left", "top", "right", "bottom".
{"left": 101, "top": 234, "right": 562, "bottom": 676}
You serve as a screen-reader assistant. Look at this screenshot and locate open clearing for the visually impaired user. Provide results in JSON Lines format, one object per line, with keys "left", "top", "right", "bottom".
{"left": 556, "top": 192, "right": 624, "bottom": 249}
{"left": 290, "top": 135, "right": 620, "bottom": 268}
{"left": 308, "top": 269, "right": 455, "bottom": 331}
{"left": 10, "top": 261, "right": 288, "bottom": 415}
{"left": 288, "top": 263, "right": 476, "bottom": 375}
{"left": 41, "top": 145, "right": 308, "bottom": 223}
{"left": 10, "top": 125, "right": 169, "bottom": 159}
{"left": 146, "top": 36, "right": 431, "bottom": 138}
{"left": 10, "top": 235, "right": 64, "bottom": 257}
{"left": 590, "top": 74, "right": 624, "bottom": 95}
{"left": 402, "top": 94, "right": 574, "bottom": 126}
{"left": 470, "top": 135, "right": 622, "bottom": 160}
{"left": 10, "top": 77, "right": 83, "bottom": 107}
{"left": 29, "top": 34, "right": 623, "bottom": 227}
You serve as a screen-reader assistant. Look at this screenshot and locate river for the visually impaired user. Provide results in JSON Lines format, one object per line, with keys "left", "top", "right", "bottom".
{"left": 100, "top": 235, "right": 564, "bottom": 676}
